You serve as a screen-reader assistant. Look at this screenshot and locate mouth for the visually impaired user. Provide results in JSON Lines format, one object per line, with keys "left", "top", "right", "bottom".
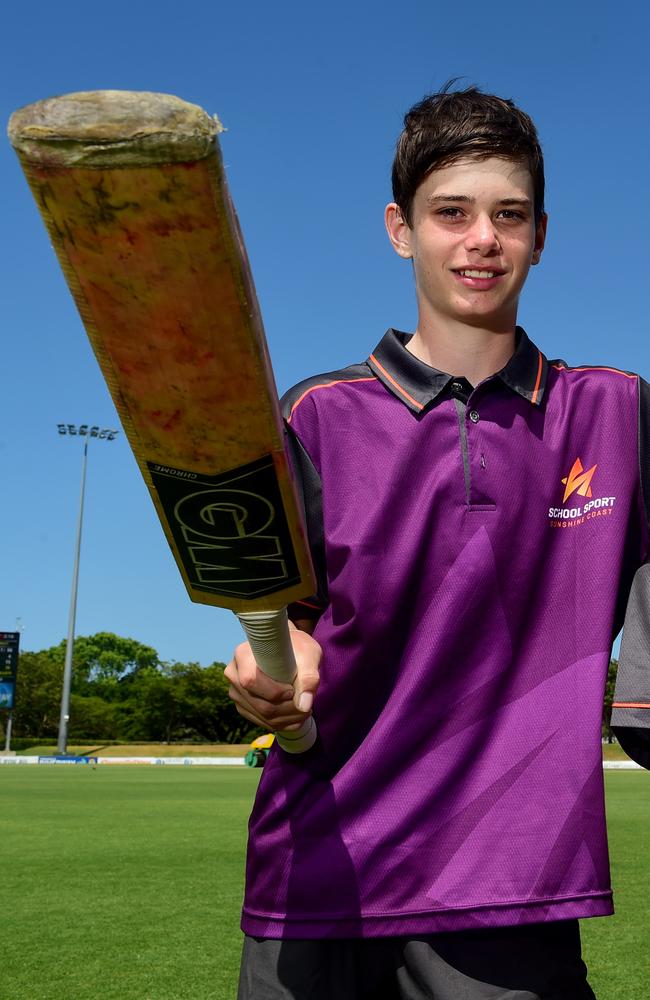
{"left": 452, "top": 267, "right": 506, "bottom": 289}
{"left": 456, "top": 268, "right": 501, "bottom": 278}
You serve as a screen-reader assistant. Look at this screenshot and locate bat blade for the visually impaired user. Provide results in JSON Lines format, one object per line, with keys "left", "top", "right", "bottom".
{"left": 9, "top": 91, "right": 317, "bottom": 752}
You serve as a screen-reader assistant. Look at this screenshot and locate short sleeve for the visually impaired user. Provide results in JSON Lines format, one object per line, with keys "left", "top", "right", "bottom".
{"left": 611, "top": 376, "right": 650, "bottom": 768}
{"left": 284, "top": 421, "right": 328, "bottom": 624}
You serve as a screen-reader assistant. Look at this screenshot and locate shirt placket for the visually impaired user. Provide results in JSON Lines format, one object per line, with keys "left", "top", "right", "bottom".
{"left": 451, "top": 380, "right": 496, "bottom": 511}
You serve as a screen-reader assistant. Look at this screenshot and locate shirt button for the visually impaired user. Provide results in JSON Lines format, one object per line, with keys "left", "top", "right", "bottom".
{"left": 469, "top": 410, "right": 480, "bottom": 423}
{"left": 451, "top": 381, "right": 464, "bottom": 393}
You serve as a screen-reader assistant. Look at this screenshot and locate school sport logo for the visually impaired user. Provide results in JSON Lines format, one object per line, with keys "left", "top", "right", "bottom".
{"left": 561, "top": 457, "right": 597, "bottom": 503}
{"left": 548, "top": 457, "right": 616, "bottom": 529}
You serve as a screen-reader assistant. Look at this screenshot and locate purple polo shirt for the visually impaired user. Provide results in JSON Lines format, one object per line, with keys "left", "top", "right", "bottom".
{"left": 241, "top": 328, "right": 650, "bottom": 939}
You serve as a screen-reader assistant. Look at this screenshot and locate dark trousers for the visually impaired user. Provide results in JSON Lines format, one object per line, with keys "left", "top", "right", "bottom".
{"left": 237, "top": 921, "right": 596, "bottom": 999}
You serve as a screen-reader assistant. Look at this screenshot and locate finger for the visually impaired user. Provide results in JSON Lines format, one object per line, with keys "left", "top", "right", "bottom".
{"left": 233, "top": 700, "right": 310, "bottom": 732}
{"left": 232, "top": 643, "right": 295, "bottom": 704}
{"left": 228, "top": 673, "right": 294, "bottom": 707}
{"left": 232, "top": 703, "right": 269, "bottom": 729}
{"left": 228, "top": 684, "right": 308, "bottom": 729}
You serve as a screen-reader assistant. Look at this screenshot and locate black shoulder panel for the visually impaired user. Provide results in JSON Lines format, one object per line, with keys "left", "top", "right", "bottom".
{"left": 284, "top": 422, "right": 328, "bottom": 612}
{"left": 280, "top": 362, "right": 377, "bottom": 622}
{"left": 280, "top": 362, "right": 375, "bottom": 421}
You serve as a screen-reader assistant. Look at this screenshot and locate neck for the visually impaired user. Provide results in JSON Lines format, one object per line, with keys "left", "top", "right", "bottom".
{"left": 406, "top": 314, "right": 517, "bottom": 385}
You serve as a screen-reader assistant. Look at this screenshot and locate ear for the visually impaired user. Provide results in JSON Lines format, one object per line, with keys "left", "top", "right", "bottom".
{"left": 385, "top": 203, "right": 413, "bottom": 259}
{"left": 531, "top": 212, "right": 548, "bottom": 265}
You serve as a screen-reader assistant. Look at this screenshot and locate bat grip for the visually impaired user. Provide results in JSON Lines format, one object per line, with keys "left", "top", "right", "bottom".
{"left": 236, "top": 609, "right": 317, "bottom": 754}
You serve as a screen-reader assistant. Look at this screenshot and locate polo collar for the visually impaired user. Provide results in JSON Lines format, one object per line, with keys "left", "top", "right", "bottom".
{"left": 367, "top": 327, "right": 548, "bottom": 414}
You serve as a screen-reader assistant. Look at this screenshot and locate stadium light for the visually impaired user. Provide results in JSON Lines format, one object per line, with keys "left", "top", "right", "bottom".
{"left": 57, "top": 424, "right": 119, "bottom": 754}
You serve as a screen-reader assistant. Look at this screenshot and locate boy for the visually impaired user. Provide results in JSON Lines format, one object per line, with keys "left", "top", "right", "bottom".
{"left": 226, "top": 85, "right": 650, "bottom": 999}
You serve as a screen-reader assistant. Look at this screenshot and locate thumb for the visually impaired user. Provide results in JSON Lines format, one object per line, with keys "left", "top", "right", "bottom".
{"left": 290, "top": 632, "right": 322, "bottom": 712}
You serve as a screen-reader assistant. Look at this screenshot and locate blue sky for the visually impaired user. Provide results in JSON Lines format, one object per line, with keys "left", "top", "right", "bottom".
{"left": 2, "top": 1, "right": 647, "bottom": 665}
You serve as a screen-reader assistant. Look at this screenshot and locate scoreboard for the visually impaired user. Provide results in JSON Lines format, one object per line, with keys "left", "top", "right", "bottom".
{"left": 0, "top": 632, "right": 20, "bottom": 710}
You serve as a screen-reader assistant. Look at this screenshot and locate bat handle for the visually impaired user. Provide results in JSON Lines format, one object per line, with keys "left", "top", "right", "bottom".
{"left": 235, "top": 609, "right": 317, "bottom": 754}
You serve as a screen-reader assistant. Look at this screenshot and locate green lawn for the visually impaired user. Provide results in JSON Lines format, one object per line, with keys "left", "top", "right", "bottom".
{"left": 581, "top": 772, "right": 650, "bottom": 999}
{"left": 1, "top": 767, "right": 648, "bottom": 999}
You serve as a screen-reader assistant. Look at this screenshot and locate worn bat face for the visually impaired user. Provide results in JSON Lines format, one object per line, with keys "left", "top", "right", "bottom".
{"left": 9, "top": 91, "right": 315, "bottom": 614}
{"left": 149, "top": 456, "right": 302, "bottom": 600}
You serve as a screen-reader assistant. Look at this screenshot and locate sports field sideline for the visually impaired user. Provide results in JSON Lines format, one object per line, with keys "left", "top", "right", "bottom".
{"left": 3, "top": 767, "right": 648, "bottom": 1000}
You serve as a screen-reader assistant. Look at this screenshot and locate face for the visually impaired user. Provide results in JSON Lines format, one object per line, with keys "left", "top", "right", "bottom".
{"left": 385, "top": 156, "right": 547, "bottom": 331}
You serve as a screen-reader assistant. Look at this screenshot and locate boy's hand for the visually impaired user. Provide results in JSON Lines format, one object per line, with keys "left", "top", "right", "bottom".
{"left": 225, "top": 625, "right": 322, "bottom": 732}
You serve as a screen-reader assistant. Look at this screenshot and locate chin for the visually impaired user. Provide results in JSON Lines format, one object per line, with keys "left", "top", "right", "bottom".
{"left": 454, "top": 296, "right": 517, "bottom": 324}
{"left": 455, "top": 306, "right": 514, "bottom": 330}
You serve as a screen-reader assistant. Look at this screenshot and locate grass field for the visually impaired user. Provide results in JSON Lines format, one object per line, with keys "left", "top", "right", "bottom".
{"left": 2, "top": 767, "right": 648, "bottom": 1000}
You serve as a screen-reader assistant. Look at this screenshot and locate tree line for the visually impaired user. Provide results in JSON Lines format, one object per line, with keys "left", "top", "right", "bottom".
{"left": 4, "top": 632, "right": 258, "bottom": 745}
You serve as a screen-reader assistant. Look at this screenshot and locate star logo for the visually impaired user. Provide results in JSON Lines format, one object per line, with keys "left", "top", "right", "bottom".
{"left": 561, "top": 458, "right": 597, "bottom": 504}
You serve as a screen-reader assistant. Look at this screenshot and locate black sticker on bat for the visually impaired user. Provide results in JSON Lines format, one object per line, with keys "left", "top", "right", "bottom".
{"left": 148, "top": 455, "right": 301, "bottom": 599}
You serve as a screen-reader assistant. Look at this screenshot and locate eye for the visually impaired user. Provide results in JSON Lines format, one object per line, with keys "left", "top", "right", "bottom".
{"left": 497, "top": 209, "right": 526, "bottom": 221}
{"left": 436, "top": 207, "right": 464, "bottom": 219}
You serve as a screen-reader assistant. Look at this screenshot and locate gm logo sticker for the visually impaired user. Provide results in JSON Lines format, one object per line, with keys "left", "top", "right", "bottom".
{"left": 148, "top": 456, "right": 300, "bottom": 598}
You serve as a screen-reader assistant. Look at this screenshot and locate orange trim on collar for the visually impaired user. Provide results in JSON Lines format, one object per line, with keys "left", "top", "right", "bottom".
{"left": 369, "top": 353, "right": 424, "bottom": 411}
{"left": 531, "top": 350, "right": 544, "bottom": 404}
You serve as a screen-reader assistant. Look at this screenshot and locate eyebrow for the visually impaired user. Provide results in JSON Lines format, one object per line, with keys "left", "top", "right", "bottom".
{"left": 427, "top": 194, "right": 532, "bottom": 207}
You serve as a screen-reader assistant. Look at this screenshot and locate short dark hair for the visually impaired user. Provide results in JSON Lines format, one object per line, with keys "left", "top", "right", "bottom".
{"left": 392, "top": 84, "right": 545, "bottom": 227}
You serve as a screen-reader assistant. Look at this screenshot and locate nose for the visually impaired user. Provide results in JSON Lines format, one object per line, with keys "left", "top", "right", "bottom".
{"left": 464, "top": 212, "right": 501, "bottom": 254}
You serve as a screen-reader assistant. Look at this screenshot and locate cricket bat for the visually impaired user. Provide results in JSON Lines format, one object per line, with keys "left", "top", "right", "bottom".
{"left": 8, "top": 90, "right": 317, "bottom": 753}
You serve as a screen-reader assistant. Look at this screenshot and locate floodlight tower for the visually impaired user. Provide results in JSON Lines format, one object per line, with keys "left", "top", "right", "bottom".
{"left": 57, "top": 424, "right": 119, "bottom": 754}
